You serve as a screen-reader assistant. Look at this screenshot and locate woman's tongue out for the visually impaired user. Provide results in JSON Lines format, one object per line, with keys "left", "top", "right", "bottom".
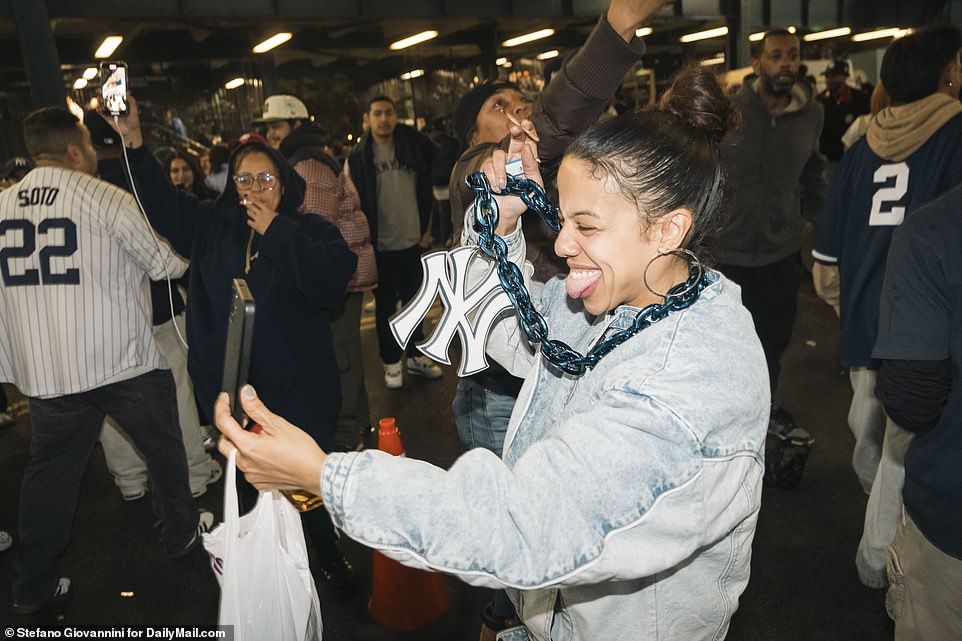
{"left": 565, "top": 269, "right": 602, "bottom": 300}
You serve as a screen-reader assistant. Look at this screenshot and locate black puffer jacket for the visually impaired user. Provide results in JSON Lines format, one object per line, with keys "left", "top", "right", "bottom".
{"left": 123, "top": 141, "right": 357, "bottom": 449}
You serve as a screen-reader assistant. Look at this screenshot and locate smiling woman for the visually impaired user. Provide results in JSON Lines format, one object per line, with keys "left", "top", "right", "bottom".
{"left": 217, "top": 66, "right": 771, "bottom": 641}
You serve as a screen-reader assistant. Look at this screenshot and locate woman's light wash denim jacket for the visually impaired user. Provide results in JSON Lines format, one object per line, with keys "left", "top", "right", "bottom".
{"left": 322, "top": 214, "right": 770, "bottom": 641}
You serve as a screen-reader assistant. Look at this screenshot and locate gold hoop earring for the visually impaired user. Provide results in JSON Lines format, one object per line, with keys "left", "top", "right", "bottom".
{"left": 643, "top": 247, "right": 703, "bottom": 300}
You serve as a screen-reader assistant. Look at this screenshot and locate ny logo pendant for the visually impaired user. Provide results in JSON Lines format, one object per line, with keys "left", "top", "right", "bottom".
{"left": 389, "top": 247, "right": 513, "bottom": 376}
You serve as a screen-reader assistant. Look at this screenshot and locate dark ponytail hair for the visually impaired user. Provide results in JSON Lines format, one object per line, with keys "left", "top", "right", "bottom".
{"left": 565, "top": 66, "right": 735, "bottom": 266}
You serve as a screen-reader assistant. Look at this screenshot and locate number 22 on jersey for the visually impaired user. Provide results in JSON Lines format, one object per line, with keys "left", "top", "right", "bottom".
{"left": 0, "top": 218, "right": 80, "bottom": 286}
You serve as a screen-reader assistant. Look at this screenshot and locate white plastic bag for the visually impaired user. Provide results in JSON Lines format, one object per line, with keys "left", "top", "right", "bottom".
{"left": 203, "top": 451, "right": 322, "bottom": 641}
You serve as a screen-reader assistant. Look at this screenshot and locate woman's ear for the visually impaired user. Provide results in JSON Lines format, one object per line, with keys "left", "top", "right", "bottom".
{"left": 659, "top": 208, "right": 694, "bottom": 248}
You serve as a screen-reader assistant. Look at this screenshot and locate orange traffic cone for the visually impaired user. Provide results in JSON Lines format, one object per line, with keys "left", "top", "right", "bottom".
{"left": 376, "top": 417, "right": 405, "bottom": 456}
{"left": 368, "top": 417, "right": 452, "bottom": 631}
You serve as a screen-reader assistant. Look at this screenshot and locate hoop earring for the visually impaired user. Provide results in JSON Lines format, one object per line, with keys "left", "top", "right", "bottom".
{"left": 643, "top": 247, "right": 704, "bottom": 300}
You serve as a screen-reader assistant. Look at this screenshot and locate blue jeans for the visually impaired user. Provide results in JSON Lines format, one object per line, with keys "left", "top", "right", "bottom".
{"left": 452, "top": 377, "right": 519, "bottom": 623}
{"left": 14, "top": 369, "right": 196, "bottom": 606}
{"left": 452, "top": 378, "right": 517, "bottom": 457}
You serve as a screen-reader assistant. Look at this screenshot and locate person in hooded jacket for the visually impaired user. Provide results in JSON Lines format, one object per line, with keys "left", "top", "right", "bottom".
{"left": 257, "top": 95, "right": 378, "bottom": 451}
{"left": 106, "top": 97, "right": 360, "bottom": 589}
{"left": 717, "top": 28, "right": 826, "bottom": 450}
{"left": 811, "top": 25, "right": 962, "bottom": 589}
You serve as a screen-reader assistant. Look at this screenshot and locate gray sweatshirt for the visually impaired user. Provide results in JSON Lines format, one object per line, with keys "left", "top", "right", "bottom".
{"left": 717, "top": 76, "right": 826, "bottom": 267}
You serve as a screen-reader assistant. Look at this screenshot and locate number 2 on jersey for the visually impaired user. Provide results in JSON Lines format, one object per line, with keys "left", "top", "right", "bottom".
{"left": 868, "top": 162, "right": 909, "bottom": 227}
{"left": 0, "top": 218, "right": 80, "bottom": 286}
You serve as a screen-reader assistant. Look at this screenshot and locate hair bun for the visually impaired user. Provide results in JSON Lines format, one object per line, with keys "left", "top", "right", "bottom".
{"left": 660, "top": 67, "right": 735, "bottom": 145}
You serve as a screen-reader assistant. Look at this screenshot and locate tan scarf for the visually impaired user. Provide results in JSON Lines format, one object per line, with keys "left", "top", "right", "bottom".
{"left": 867, "top": 93, "right": 962, "bottom": 161}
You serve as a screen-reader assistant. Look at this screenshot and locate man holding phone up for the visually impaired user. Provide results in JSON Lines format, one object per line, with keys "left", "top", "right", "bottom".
{"left": 0, "top": 107, "right": 211, "bottom": 615}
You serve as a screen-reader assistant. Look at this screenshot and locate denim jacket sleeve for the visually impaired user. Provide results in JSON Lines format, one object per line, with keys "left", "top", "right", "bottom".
{"left": 321, "top": 373, "right": 759, "bottom": 590}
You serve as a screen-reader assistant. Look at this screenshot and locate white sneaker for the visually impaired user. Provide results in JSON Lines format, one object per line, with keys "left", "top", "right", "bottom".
{"left": 407, "top": 355, "right": 443, "bottom": 380}
{"left": 192, "top": 458, "right": 224, "bottom": 498}
{"left": 383, "top": 362, "right": 403, "bottom": 389}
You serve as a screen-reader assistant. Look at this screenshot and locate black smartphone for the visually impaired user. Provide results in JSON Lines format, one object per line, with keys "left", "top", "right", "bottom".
{"left": 221, "top": 278, "right": 255, "bottom": 424}
{"left": 99, "top": 61, "right": 128, "bottom": 117}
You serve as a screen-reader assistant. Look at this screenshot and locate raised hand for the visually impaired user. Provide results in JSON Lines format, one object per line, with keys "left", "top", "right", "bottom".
{"left": 607, "top": 0, "right": 675, "bottom": 41}
{"left": 101, "top": 94, "right": 144, "bottom": 149}
{"left": 479, "top": 119, "right": 542, "bottom": 236}
{"left": 241, "top": 195, "right": 279, "bottom": 236}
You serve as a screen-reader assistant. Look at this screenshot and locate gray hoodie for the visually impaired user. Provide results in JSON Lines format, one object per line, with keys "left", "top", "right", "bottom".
{"left": 718, "top": 76, "right": 826, "bottom": 267}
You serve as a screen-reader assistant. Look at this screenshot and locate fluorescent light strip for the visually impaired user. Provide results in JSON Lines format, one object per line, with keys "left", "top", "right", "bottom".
{"left": 680, "top": 26, "right": 729, "bottom": 43}
{"left": 82, "top": 67, "right": 98, "bottom": 80}
{"left": 73, "top": 78, "right": 88, "bottom": 90}
{"left": 852, "top": 28, "right": 910, "bottom": 42}
{"left": 700, "top": 55, "right": 726, "bottom": 66}
{"left": 804, "top": 27, "right": 851, "bottom": 41}
{"left": 537, "top": 50, "right": 559, "bottom": 60}
{"left": 390, "top": 30, "right": 439, "bottom": 50}
{"left": 225, "top": 77, "right": 245, "bottom": 89}
{"left": 496, "top": 57, "right": 509, "bottom": 66}
{"left": 749, "top": 26, "right": 797, "bottom": 41}
{"left": 400, "top": 69, "right": 425, "bottom": 80}
{"left": 94, "top": 36, "right": 123, "bottom": 59}
{"left": 502, "top": 28, "right": 555, "bottom": 48}
{"left": 635, "top": 27, "right": 653, "bottom": 38}
{"left": 253, "top": 32, "right": 292, "bottom": 54}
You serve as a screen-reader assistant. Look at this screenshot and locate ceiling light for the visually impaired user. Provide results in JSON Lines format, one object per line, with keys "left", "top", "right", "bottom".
{"left": 65, "top": 96, "right": 85, "bottom": 121}
{"left": 749, "top": 26, "right": 797, "bottom": 41}
{"left": 680, "top": 26, "right": 729, "bottom": 43}
{"left": 390, "top": 30, "right": 438, "bottom": 50}
{"left": 635, "top": 27, "right": 653, "bottom": 38}
{"left": 82, "top": 67, "right": 98, "bottom": 80}
{"left": 502, "top": 29, "right": 555, "bottom": 48}
{"left": 804, "top": 27, "right": 852, "bottom": 42}
{"left": 537, "top": 50, "right": 559, "bottom": 60}
{"left": 94, "top": 36, "right": 124, "bottom": 59}
{"left": 700, "top": 54, "right": 726, "bottom": 66}
{"left": 400, "top": 69, "right": 425, "bottom": 80}
{"left": 496, "top": 57, "right": 509, "bottom": 66}
{"left": 852, "top": 27, "right": 911, "bottom": 42}
{"left": 252, "top": 32, "right": 292, "bottom": 54}
{"left": 73, "top": 78, "right": 88, "bottom": 90}
{"left": 224, "top": 77, "right": 245, "bottom": 89}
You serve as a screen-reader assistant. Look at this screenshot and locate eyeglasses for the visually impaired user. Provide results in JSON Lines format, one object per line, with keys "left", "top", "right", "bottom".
{"left": 233, "top": 171, "right": 277, "bottom": 192}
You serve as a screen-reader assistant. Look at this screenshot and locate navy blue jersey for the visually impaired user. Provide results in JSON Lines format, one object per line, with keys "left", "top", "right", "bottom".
{"left": 813, "top": 113, "right": 962, "bottom": 368}
{"left": 874, "top": 184, "right": 962, "bottom": 559}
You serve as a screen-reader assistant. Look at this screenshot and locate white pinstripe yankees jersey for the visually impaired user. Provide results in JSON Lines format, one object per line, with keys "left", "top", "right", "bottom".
{"left": 0, "top": 165, "right": 187, "bottom": 398}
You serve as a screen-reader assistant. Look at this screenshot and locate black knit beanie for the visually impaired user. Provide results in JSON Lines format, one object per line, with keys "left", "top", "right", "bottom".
{"left": 452, "top": 81, "right": 520, "bottom": 148}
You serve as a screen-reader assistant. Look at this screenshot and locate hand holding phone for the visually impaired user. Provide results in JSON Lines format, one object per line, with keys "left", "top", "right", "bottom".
{"left": 100, "top": 61, "right": 128, "bottom": 117}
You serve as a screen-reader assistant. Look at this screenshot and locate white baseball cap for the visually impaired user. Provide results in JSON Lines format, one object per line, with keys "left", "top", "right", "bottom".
{"left": 254, "top": 95, "right": 309, "bottom": 123}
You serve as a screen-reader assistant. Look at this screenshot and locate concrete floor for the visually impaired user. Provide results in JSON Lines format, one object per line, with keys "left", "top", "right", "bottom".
{"left": 0, "top": 279, "right": 893, "bottom": 639}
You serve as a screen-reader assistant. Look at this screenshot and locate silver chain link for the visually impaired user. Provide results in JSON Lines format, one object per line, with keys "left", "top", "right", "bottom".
{"left": 466, "top": 171, "right": 709, "bottom": 377}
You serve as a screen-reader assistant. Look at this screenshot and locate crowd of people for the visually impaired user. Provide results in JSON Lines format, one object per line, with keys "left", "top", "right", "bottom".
{"left": 0, "top": 2, "right": 960, "bottom": 638}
